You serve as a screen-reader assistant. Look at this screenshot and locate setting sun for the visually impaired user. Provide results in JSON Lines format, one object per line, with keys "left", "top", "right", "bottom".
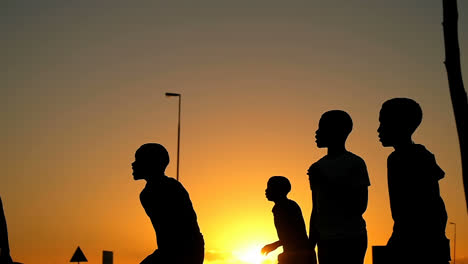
{"left": 234, "top": 245, "right": 269, "bottom": 264}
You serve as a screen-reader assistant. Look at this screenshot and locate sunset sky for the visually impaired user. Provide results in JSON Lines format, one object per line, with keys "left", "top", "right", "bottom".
{"left": 2, "top": 1, "right": 467, "bottom": 264}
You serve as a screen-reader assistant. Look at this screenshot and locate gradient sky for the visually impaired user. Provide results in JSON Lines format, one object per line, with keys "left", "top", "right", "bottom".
{"left": 2, "top": 1, "right": 467, "bottom": 264}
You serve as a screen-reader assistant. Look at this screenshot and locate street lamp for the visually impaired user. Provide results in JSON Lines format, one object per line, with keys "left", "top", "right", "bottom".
{"left": 165, "top": 92, "right": 181, "bottom": 181}
{"left": 449, "top": 222, "right": 456, "bottom": 264}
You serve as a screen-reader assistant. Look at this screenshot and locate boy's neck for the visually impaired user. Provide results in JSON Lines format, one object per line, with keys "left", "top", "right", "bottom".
{"left": 273, "top": 197, "right": 288, "bottom": 204}
{"left": 146, "top": 173, "right": 166, "bottom": 183}
{"left": 327, "top": 144, "right": 347, "bottom": 157}
{"left": 393, "top": 138, "right": 414, "bottom": 151}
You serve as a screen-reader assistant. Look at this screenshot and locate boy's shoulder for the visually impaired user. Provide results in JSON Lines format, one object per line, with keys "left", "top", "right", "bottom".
{"left": 388, "top": 144, "right": 444, "bottom": 180}
{"left": 312, "top": 151, "right": 366, "bottom": 168}
{"left": 273, "top": 199, "right": 301, "bottom": 214}
{"left": 344, "top": 151, "right": 367, "bottom": 165}
{"left": 309, "top": 151, "right": 370, "bottom": 186}
{"left": 388, "top": 144, "right": 432, "bottom": 162}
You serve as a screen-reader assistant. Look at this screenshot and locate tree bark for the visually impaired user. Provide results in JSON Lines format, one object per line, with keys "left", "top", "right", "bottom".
{"left": 442, "top": 0, "right": 468, "bottom": 211}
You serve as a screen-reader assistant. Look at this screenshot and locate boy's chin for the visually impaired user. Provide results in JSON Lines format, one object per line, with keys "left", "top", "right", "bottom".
{"left": 133, "top": 173, "right": 144, "bottom": 180}
{"left": 316, "top": 142, "right": 326, "bottom": 148}
{"left": 379, "top": 140, "right": 393, "bottom": 147}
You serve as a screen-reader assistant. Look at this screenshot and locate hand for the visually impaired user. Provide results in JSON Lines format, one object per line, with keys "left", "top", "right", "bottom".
{"left": 261, "top": 242, "right": 279, "bottom": 256}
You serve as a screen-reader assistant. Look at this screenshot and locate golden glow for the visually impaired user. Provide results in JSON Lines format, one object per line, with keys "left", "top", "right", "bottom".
{"left": 234, "top": 243, "right": 270, "bottom": 264}
{"left": 3, "top": 1, "right": 468, "bottom": 264}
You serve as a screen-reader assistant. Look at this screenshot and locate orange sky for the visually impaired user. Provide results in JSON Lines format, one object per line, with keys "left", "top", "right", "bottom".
{"left": 2, "top": 1, "right": 468, "bottom": 264}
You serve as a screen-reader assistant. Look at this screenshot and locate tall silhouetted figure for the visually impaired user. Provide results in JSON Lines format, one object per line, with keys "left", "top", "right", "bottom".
{"left": 308, "top": 110, "right": 369, "bottom": 264}
{"left": 378, "top": 98, "right": 450, "bottom": 264}
{"left": 261, "top": 176, "right": 316, "bottom": 264}
{"left": 0, "top": 196, "right": 13, "bottom": 264}
{"left": 132, "top": 143, "right": 204, "bottom": 264}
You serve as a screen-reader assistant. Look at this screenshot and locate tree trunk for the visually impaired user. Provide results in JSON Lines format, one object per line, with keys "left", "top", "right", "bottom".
{"left": 442, "top": 0, "right": 468, "bottom": 211}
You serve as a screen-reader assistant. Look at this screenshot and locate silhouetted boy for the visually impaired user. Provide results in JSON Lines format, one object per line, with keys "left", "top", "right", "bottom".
{"left": 308, "top": 110, "right": 369, "bottom": 264}
{"left": 378, "top": 98, "right": 450, "bottom": 264}
{"left": 132, "top": 143, "right": 204, "bottom": 264}
{"left": 261, "top": 176, "right": 316, "bottom": 264}
{"left": 0, "top": 196, "right": 13, "bottom": 264}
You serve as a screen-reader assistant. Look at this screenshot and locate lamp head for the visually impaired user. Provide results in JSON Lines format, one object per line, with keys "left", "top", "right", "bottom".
{"left": 165, "top": 92, "right": 181, "bottom": 97}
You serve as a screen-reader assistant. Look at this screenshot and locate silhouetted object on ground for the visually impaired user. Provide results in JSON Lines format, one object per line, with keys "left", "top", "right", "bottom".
{"left": 378, "top": 98, "right": 451, "bottom": 264}
{"left": 372, "top": 246, "right": 389, "bottom": 264}
{"left": 0, "top": 196, "right": 13, "bottom": 264}
{"left": 442, "top": 0, "right": 468, "bottom": 211}
{"left": 261, "top": 176, "right": 316, "bottom": 264}
{"left": 70, "top": 246, "right": 87, "bottom": 264}
{"left": 132, "top": 143, "right": 204, "bottom": 264}
{"left": 308, "top": 110, "right": 369, "bottom": 264}
{"left": 102, "top": 251, "right": 113, "bottom": 264}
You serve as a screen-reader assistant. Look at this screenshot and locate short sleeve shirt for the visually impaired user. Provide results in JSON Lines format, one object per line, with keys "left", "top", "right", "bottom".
{"left": 272, "top": 199, "right": 309, "bottom": 252}
{"left": 308, "top": 151, "right": 370, "bottom": 239}
{"left": 140, "top": 176, "right": 204, "bottom": 252}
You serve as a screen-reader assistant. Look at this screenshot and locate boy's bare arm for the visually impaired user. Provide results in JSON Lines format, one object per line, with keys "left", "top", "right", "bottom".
{"left": 261, "top": 241, "right": 282, "bottom": 255}
{"left": 357, "top": 187, "right": 369, "bottom": 215}
{"left": 309, "top": 190, "right": 319, "bottom": 247}
{"left": 308, "top": 165, "right": 319, "bottom": 247}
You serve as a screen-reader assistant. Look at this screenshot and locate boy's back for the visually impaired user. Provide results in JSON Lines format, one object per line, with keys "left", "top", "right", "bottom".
{"left": 386, "top": 143, "right": 449, "bottom": 261}
{"left": 272, "top": 198, "right": 309, "bottom": 252}
{"left": 140, "top": 175, "right": 204, "bottom": 252}
{"left": 387, "top": 144, "right": 447, "bottom": 237}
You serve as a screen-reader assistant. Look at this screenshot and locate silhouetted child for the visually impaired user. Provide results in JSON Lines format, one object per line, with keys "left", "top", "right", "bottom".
{"left": 261, "top": 176, "right": 316, "bottom": 264}
{"left": 0, "top": 196, "right": 13, "bottom": 264}
{"left": 378, "top": 98, "right": 450, "bottom": 264}
{"left": 132, "top": 143, "right": 204, "bottom": 264}
{"left": 308, "top": 110, "right": 369, "bottom": 264}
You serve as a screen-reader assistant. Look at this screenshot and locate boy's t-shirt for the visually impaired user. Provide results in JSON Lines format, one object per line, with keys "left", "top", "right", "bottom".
{"left": 387, "top": 144, "right": 447, "bottom": 240}
{"left": 140, "top": 176, "right": 204, "bottom": 253}
{"left": 308, "top": 151, "right": 370, "bottom": 240}
{"left": 385, "top": 144, "right": 450, "bottom": 262}
{"left": 272, "top": 199, "right": 309, "bottom": 253}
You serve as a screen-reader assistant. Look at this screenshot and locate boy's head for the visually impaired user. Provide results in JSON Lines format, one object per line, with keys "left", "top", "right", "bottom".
{"left": 265, "top": 176, "right": 291, "bottom": 202}
{"left": 378, "top": 98, "right": 422, "bottom": 147}
{"left": 315, "top": 110, "right": 353, "bottom": 148}
{"left": 132, "top": 143, "right": 170, "bottom": 180}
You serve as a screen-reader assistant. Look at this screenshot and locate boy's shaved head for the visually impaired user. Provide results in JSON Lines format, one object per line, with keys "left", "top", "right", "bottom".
{"left": 381, "top": 98, "right": 422, "bottom": 134}
{"left": 315, "top": 110, "right": 353, "bottom": 148}
{"left": 378, "top": 98, "right": 423, "bottom": 147}
{"left": 136, "top": 143, "right": 170, "bottom": 169}
{"left": 268, "top": 176, "right": 291, "bottom": 194}
{"left": 320, "top": 110, "right": 353, "bottom": 136}
{"left": 132, "top": 143, "right": 170, "bottom": 180}
{"left": 265, "top": 176, "right": 291, "bottom": 201}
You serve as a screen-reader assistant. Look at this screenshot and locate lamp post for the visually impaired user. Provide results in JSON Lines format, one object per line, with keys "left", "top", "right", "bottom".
{"left": 449, "top": 222, "right": 456, "bottom": 264}
{"left": 165, "top": 92, "right": 181, "bottom": 181}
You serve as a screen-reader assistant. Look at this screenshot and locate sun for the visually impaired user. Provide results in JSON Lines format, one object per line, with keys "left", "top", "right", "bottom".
{"left": 234, "top": 245, "right": 268, "bottom": 264}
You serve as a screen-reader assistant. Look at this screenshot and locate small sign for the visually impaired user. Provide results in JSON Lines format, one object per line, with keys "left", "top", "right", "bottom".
{"left": 70, "top": 246, "right": 88, "bottom": 263}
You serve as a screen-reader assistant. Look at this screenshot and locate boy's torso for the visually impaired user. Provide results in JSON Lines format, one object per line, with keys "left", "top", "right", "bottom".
{"left": 309, "top": 151, "right": 370, "bottom": 239}
{"left": 273, "top": 199, "right": 309, "bottom": 252}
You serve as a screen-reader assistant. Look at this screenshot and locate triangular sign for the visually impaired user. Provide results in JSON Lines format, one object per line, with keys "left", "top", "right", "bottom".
{"left": 70, "top": 246, "right": 88, "bottom": 262}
